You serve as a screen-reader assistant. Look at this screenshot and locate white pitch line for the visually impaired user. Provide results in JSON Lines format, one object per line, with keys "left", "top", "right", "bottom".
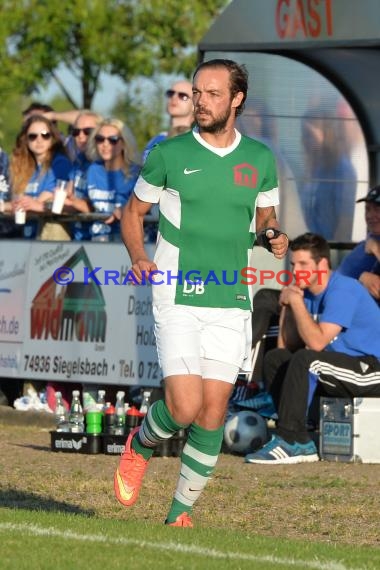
{"left": 0, "top": 522, "right": 364, "bottom": 570}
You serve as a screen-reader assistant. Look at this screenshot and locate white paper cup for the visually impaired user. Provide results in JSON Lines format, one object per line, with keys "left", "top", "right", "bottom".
{"left": 15, "top": 209, "right": 26, "bottom": 225}
{"left": 52, "top": 186, "right": 67, "bottom": 214}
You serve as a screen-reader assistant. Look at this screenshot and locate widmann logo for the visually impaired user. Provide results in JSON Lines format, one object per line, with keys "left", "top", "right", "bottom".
{"left": 31, "top": 247, "right": 106, "bottom": 342}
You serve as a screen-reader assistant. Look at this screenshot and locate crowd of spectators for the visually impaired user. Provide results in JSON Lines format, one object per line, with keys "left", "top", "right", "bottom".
{"left": 0, "top": 79, "right": 195, "bottom": 243}
{"left": 0, "top": 104, "right": 141, "bottom": 242}
{"left": 0, "top": 82, "right": 194, "bottom": 409}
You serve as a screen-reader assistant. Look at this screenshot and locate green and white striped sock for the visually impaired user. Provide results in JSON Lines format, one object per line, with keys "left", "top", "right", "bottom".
{"left": 132, "top": 399, "right": 186, "bottom": 460}
{"left": 166, "top": 422, "right": 224, "bottom": 523}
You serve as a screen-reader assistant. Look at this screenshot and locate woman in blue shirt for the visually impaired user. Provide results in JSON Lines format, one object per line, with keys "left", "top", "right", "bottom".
{"left": 9, "top": 115, "right": 72, "bottom": 239}
{"left": 84, "top": 117, "right": 141, "bottom": 241}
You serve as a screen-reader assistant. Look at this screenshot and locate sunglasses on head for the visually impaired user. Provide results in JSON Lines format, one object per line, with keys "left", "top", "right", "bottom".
{"left": 27, "top": 131, "right": 52, "bottom": 142}
{"left": 165, "top": 89, "right": 191, "bottom": 102}
{"left": 95, "top": 134, "right": 121, "bottom": 146}
{"left": 72, "top": 127, "right": 94, "bottom": 137}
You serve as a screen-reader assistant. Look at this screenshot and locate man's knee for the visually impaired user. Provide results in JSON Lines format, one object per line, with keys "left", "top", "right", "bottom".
{"left": 264, "top": 347, "right": 292, "bottom": 368}
{"left": 166, "top": 398, "right": 202, "bottom": 426}
{"left": 252, "top": 288, "right": 280, "bottom": 311}
{"left": 291, "top": 348, "right": 318, "bottom": 365}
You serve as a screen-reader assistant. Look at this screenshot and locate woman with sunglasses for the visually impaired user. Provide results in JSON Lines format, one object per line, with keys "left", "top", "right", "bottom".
{"left": 84, "top": 117, "right": 141, "bottom": 241}
{"left": 9, "top": 115, "right": 72, "bottom": 239}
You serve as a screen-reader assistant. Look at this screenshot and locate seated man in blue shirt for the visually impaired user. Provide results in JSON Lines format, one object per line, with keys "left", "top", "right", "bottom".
{"left": 337, "top": 185, "right": 380, "bottom": 304}
{"left": 246, "top": 232, "right": 380, "bottom": 464}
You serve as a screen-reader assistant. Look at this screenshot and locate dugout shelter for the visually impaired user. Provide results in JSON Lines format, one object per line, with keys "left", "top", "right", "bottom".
{"left": 199, "top": 0, "right": 380, "bottom": 243}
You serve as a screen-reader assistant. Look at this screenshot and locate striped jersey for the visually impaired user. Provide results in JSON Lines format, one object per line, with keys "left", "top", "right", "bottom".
{"left": 134, "top": 129, "right": 279, "bottom": 309}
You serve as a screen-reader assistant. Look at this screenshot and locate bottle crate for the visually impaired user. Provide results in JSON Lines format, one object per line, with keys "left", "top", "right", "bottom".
{"left": 50, "top": 431, "right": 102, "bottom": 454}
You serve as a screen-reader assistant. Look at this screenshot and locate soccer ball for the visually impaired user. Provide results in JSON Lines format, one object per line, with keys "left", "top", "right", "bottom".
{"left": 224, "top": 410, "right": 269, "bottom": 454}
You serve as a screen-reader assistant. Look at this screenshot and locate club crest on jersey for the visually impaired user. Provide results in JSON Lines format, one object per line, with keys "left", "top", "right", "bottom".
{"left": 233, "top": 163, "right": 258, "bottom": 188}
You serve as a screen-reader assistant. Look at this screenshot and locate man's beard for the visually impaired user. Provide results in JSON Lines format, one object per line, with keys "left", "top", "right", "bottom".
{"left": 195, "top": 107, "right": 231, "bottom": 134}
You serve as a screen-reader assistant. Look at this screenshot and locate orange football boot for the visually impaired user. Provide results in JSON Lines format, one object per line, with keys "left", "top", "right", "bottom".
{"left": 114, "top": 426, "right": 149, "bottom": 507}
{"left": 166, "top": 512, "right": 194, "bottom": 527}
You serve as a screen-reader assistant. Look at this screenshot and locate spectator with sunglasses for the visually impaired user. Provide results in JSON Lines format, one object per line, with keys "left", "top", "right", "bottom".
{"left": 22, "top": 101, "right": 79, "bottom": 161}
{"left": 142, "top": 80, "right": 194, "bottom": 162}
{"left": 61, "top": 110, "right": 104, "bottom": 240}
{"left": 84, "top": 117, "right": 141, "bottom": 241}
{"left": 41, "top": 107, "right": 101, "bottom": 161}
{"left": 68, "top": 111, "right": 104, "bottom": 194}
{"left": 9, "top": 115, "right": 72, "bottom": 239}
{"left": 141, "top": 81, "right": 194, "bottom": 243}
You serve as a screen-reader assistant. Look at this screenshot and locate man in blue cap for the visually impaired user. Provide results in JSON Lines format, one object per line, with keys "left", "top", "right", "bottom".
{"left": 338, "top": 185, "right": 380, "bottom": 305}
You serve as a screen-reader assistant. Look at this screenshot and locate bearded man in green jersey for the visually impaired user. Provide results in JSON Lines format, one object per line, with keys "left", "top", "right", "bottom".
{"left": 115, "top": 59, "right": 289, "bottom": 527}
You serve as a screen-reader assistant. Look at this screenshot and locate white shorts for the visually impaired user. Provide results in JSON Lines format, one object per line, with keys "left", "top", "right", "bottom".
{"left": 153, "top": 305, "right": 252, "bottom": 383}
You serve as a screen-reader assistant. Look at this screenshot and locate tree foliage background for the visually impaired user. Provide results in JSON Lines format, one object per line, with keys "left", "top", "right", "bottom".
{"left": 0, "top": 0, "right": 229, "bottom": 153}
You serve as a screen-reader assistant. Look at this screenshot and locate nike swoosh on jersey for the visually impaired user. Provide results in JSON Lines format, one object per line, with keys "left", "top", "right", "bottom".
{"left": 184, "top": 168, "right": 202, "bottom": 175}
{"left": 115, "top": 468, "right": 134, "bottom": 502}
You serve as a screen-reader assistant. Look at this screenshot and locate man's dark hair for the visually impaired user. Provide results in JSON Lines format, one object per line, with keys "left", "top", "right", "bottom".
{"left": 193, "top": 59, "right": 248, "bottom": 116}
{"left": 290, "top": 232, "right": 331, "bottom": 268}
{"left": 22, "top": 101, "right": 54, "bottom": 116}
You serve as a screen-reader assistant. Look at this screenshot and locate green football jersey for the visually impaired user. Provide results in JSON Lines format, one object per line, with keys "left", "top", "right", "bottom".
{"left": 135, "top": 129, "right": 279, "bottom": 309}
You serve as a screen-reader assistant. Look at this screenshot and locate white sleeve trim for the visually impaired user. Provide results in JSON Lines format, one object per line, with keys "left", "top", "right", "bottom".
{"left": 257, "top": 187, "right": 279, "bottom": 207}
{"left": 134, "top": 177, "right": 162, "bottom": 203}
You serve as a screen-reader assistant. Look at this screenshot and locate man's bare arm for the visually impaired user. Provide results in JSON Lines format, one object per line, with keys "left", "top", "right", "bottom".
{"left": 359, "top": 272, "right": 380, "bottom": 299}
{"left": 278, "top": 305, "right": 305, "bottom": 351}
{"left": 256, "top": 205, "right": 288, "bottom": 260}
{"left": 43, "top": 110, "right": 82, "bottom": 125}
{"left": 281, "top": 286, "right": 342, "bottom": 351}
{"left": 121, "top": 194, "right": 157, "bottom": 282}
{"left": 255, "top": 205, "right": 278, "bottom": 233}
{"left": 365, "top": 237, "right": 380, "bottom": 260}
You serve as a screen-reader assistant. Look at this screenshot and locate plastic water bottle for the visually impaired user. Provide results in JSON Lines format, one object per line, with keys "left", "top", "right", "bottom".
{"left": 114, "top": 391, "right": 126, "bottom": 435}
{"left": 104, "top": 402, "right": 116, "bottom": 434}
{"left": 139, "top": 390, "right": 152, "bottom": 415}
{"left": 96, "top": 389, "right": 106, "bottom": 412}
{"left": 69, "top": 390, "right": 85, "bottom": 433}
{"left": 126, "top": 405, "right": 143, "bottom": 429}
{"left": 54, "top": 391, "right": 69, "bottom": 432}
{"left": 82, "top": 385, "right": 98, "bottom": 412}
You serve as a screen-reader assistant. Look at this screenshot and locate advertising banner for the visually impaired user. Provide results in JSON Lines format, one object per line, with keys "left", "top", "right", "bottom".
{"left": 0, "top": 239, "right": 285, "bottom": 384}
{"left": 0, "top": 241, "right": 30, "bottom": 377}
{"left": 15, "top": 241, "right": 161, "bottom": 387}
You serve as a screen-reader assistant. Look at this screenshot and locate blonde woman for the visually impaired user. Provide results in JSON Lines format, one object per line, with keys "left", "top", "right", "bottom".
{"left": 9, "top": 115, "right": 71, "bottom": 239}
{"left": 85, "top": 117, "right": 140, "bottom": 241}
